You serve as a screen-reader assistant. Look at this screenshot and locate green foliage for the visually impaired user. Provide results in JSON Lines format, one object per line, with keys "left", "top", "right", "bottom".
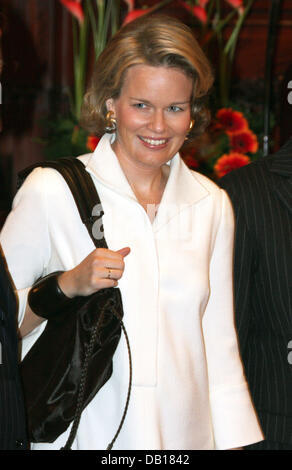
{"left": 41, "top": 117, "right": 88, "bottom": 159}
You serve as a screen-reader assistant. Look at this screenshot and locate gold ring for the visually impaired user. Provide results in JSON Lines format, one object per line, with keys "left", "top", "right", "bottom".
{"left": 107, "top": 269, "right": 111, "bottom": 279}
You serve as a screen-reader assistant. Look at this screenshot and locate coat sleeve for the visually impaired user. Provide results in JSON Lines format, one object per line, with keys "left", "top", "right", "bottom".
{"left": 219, "top": 181, "right": 258, "bottom": 356}
{"left": 202, "top": 189, "right": 263, "bottom": 449}
{"left": 0, "top": 167, "right": 51, "bottom": 327}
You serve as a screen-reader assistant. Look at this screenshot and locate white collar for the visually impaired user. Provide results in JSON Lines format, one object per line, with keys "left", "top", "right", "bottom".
{"left": 85, "top": 133, "right": 210, "bottom": 226}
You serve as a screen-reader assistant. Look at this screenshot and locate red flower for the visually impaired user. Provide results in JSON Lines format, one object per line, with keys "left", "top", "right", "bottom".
{"left": 59, "top": 0, "right": 84, "bottom": 24}
{"left": 214, "top": 153, "right": 251, "bottom": 178}
{"left": 230, "top": 130, "right": 258, "bottom": 154}
{"left": 180, "top": 1, "right": 208, "bottom": 24}
{"left": 122, "top": 8, "right": 150, "bottom": 25}
{"left": 192, "top": 6, "right": 208, "bottom": 24}
{"left": 86, "top": 135, "right": 100, "bottom": 152}
{"left": 216, "top": 108, "right": 249, "bottom": 135}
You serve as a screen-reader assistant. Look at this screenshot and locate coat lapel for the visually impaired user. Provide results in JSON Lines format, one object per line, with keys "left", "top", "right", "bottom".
{"left": 269, "top": 139, "right": 292, "bottom": 215}
{"left": 271, "top": 177, "right": 292, "bottom": 215}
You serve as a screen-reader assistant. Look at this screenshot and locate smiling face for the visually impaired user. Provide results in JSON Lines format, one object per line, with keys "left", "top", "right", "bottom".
{"left": 106, "top": 64, "right": 193, "bottom": 172}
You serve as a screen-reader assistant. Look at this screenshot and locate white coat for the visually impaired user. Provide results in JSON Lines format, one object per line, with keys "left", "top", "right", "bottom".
{"left": 0, "top": 133, "right": 263, "bottom": 450}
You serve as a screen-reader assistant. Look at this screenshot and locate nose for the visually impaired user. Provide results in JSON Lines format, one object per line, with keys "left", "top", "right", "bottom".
{"left": 148, "top": 109, "right": 166, "bottom": 134}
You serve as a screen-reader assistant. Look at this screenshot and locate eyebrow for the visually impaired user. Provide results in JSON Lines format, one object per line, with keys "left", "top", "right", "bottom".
{"left": 129, "top": 97, "right": 190, "bottom": 105}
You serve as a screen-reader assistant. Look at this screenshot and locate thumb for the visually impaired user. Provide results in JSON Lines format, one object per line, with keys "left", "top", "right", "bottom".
{"left": 116, "top": 247, "right": 131, "bottom": 258}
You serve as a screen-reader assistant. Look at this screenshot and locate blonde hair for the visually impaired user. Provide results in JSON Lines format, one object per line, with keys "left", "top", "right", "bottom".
{"left": 80, "top": 14, "right": 214, "bottom": 139}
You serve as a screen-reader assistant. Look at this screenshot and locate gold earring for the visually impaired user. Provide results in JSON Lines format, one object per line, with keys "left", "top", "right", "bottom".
{"left": 185, "top": 120, "right": 195, "bottom": 141}
{"left": 105, "top": 110, "right": 117, "bottom": 132}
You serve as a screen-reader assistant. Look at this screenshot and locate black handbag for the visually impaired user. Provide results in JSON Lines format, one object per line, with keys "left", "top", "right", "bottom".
{"left": 18, "top": 158, "right": 132, "bottom": 449}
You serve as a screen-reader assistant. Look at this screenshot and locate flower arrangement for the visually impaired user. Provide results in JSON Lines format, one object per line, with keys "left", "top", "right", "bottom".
{"left": 181, "top": 106, "right": 262, "bottom": 178}
{"left": 179, "top": 0, "right": 255, "bottom": 107}
{"left": 176, "top": 0, "right": 269, "bottom": 178}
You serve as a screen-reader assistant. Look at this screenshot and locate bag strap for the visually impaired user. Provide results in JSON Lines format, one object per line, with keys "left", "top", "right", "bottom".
{"left": 18, "top": 158, "right": 107, "bottom": 249}
{"left": 18, "top": 158, "right": 132, "bottom": 450}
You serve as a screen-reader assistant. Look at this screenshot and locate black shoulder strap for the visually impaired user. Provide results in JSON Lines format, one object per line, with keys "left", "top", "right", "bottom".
{"left": 18, "top": 158, "right": 107, "bottom": 249}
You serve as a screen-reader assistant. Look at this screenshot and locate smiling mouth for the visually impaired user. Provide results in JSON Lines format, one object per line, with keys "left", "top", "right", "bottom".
{"left": 139, "top": 136, "right": 169, "bottom": 146}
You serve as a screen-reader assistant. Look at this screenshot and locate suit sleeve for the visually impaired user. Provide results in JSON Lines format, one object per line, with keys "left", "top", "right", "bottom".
{"left": 202, "top": 189, "right": 263, "bottom": 449}
{"left": 219, "top": 177, "right": 258, "bottom": 356}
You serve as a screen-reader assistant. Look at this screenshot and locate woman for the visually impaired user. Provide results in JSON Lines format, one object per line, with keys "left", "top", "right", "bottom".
{"left": 0, "top": 15, "right": 263, "bottom": 450}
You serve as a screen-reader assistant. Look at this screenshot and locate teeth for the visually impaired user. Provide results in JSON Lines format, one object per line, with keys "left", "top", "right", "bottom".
{"left": 140, "top": 137, "right": 167, "bottom": 146}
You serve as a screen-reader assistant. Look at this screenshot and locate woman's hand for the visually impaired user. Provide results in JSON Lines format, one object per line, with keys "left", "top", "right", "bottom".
{"left": 58, "top": 247, "right": 131, "bottom": 298}
{"left": 20, "top": 247, "right": 131, "bottom": 337}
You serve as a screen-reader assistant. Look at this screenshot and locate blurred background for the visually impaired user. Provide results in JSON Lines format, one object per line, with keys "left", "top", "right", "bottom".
{"left": 0, "top": 0, "right": 292, "bottom": 227}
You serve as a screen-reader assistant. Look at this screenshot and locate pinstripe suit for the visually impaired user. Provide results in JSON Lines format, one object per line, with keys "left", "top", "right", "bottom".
{"left": 0, "top": 246, "right": 28, "bottom": 450}
{"left": 219, "top": 139, "right": 292, "bottom": 449}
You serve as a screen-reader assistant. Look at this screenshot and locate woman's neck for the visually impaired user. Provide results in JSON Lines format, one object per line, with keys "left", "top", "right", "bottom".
{"left": 119, "top": 158, "right": 170, "bottom": 219}
{"left": 127, "top": 165, "right": 168, "bottom": 196}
